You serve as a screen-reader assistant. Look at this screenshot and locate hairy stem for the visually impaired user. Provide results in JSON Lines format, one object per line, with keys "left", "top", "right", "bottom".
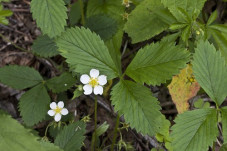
{"left": 91, "top": 95, "right": 98, "bottom": 150}
{"left": 79, "top": 0, "right": 85, "bottom": 25}
{"left": 110, "top": 114, "right": 120, "bottom": 151}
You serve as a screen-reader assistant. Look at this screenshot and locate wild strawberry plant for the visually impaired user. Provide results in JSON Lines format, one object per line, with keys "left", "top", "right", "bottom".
{"left": 0, "top": 0, "right": 227, "bottom": 150}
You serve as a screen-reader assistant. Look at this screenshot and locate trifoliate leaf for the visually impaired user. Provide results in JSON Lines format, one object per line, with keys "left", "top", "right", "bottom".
{"left": 221, "top": 107, "right": 227, "bottom": 143}
{"left": 168, "top": 65, "right": 200, "bottom": 113}
{"left": 31, "top": 0, "right": 67, "bottom": 38}
{"left": 46, "top": 72, "right": 76, "bottom": 93}
{"left": 161, "top": 0, "right": 207, "bottom": 21}
{"left": 19, "top": 84, "right": 51, "bottom": 126}
{"left": 125, "top": 41, "right": 190, "bottom": 85}
{"left": 192, "top": 40, "right": 227, "bottom": 106}
{"left": 86, "top": 0, "right": 124, "bottom": 22}
{"left": 85, "top": 15, "right": 118, "bottom": 41}
{"left": 220, "top": 143, "right": 227, "bottom": 151}
{"left": 171, "top": 108, "right": 218, "bottom": 151}
{"left": 111, "top": 80, "right": 163, "bottom": 136}
{"left": 54, "top": 121, "right": 86, "bottom": 151}
{"left": 0, "top": 65, "right": 43, "bottom": 90}
{"left": 32, "top": 35, "right": 59, "bottom": 58}
{"left": 0, "top": 111, "right": 49, "bottom": 151}
{"left": 124, "top": 0, "right": 174, "bottom": 43}
{"left": 56, "top": 27, "right": 120, "bottom": 79}
{"left": 69, "top": 1, "right": 81, "bottom": 26}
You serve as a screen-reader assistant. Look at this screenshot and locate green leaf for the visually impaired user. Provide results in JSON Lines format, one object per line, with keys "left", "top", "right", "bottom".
{"left": 105, "top": 29, "right": 123, "bottom": 75}
{"left": 0, "top": 111, "right": 52, "bottom": 151}
{"left": 181, "top": 25, "right": 191, "bottom": 42}
{"left": 208, "top": 28, "right": 227, "bottom": 62}
{"left": 221, "top": 107, "right": 227, "bottom": 143}
{"left": 40, "top": 141, "right": 63, "bottom": 151}
{"left": 85, "top": 15, "right": 118, "bottom": 41}
{"left": 46, "top": 72, "right": 76, "bottom": 93}
{"left": 192, "top": 40, "right": 227, "bottom": 106}
{"left": 32, "top": 35, "right": 59, "bottom": 57}
{"left": 56, "top": 27, "right": 120, "bottom": 79}
{"left": 220, "top": 143, "right": 227, "bottom": 151}
{"left": 72, "top": 88, "right": 83, "bottom": 99}
{"left": 86, "top": 0, "right": 124, "bottom": 22}
{"left": 96, "top": 121, "right": 109, "bottom": 137}
{"left": 0, "top": 65, "right": 43, "bottom": 90}
{"left": 124, "top": 0, "right": 173, "bottom": 43}
{"left": 0, "top": 0, "right": 10, "bottom": 2}
{"left": 209, "top": 24, "right": 227, "bottom": 33}
{"left": 125, "top": 41, "right": 190, "bottom": 85}
{"left": 69, "top": 1, "right": 81, "bottom": 26}
{"left": 19, "top": 84, "right": 50, "bottom": 126}
{"left": 111, "top": 80, "right": 163, "bottom": 136}
{"left": 171, "top": 108, "right": 218, "bottom": 151}
{"left": 31, "top": 0, "right": 67, "bottom": 38}
{"left": 207, "top": 10, "right": 218, "bottom": 25}
{"left": 161, "top": 0, "right": 207, "bottom": 21}
{"left": 54, "top": 121, "right": 86, "bottom": 151}
{"left": 0, "top": 9, "right": 12, "bottom": 17}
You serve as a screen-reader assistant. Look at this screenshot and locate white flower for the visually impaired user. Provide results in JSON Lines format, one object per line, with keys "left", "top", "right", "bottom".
{"left": 80, "top": 69, "right": 107, "bottom": 95}
{"left": 122, "top": 0, "right": 132, "bottom": 7}
{"left": 47, "top": 101, "right": 69, "bottom": 122}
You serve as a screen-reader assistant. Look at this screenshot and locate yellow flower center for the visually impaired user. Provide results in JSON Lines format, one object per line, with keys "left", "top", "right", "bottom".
{"left": 54, "top": 107, "right": 62, "bottom": 114}
{"left": 89, "top": 78, "right": 98, "bottom": 87}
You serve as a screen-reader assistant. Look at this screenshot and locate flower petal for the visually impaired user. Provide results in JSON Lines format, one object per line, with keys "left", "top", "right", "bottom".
{"left": 90, "top": 69, "right": 99, "bottom": 78}
{"left": 47, "top": 110, "right": 55, "bottom": 116}
{"left": 58, "top": 101, "right": 64, "bottom": 108}
{"left": 50, "top": 102, "right": 57, "bottom": 109}
{"left": 80, "top": 74, "right": 90, "bottom": 84}
{"left": 98, "top": 75, "right": 107, "bottom": 86}
{"left": 94, "top": 85, "right": 103, "bottom": 95}
{"left": 83, "top": 84, "right": 92, "bottom": 95}
{"left": 54, "top": 113, "right": 62, "bottom": 122}
{"left": 61, "top": 108, "right": 69, "bottom": 115}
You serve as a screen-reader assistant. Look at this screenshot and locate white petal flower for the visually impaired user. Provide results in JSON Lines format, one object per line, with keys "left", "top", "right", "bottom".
{"left": 98, "top": 75, "right": 107, "bottom": 86}
{"left": 80, "top": 74, "right": 90, "bottom": 84}
{"left": 54, "top": 113, "right": 61, "bottom": 122}
{"left": 94, "top": 86, "right": 103, "bottom": 95}
{"left": 122, "top": 0, "right": 132, "bottom": 7}
{"left": 80, "top": 69, "right": 107, "bottom": 95}
{"left": 50, "top": 102, "right": 57, "bottom": 109}
{"left": 58, "top": 101, "right": 64, "bottom": 108}
{"left": 47, "top": 110, "right": 55, "bottom": 116}
{"left": 83, "top": 84, "right": 92, "bottom": 95}
{"left": 90, "top": 69, "right": 99, "bottom": 78}
{"left": 61, "top": 108, "right": 69, "bottom": 115}
{"left": 47, "top": 101, "right": 69, "bottom": 122}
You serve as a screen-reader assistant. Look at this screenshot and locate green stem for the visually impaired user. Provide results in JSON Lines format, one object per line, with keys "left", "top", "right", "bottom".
{"left": 44, "top": 122, "right": 54, "bottom": 137}
{"left": 110, "top": 114, "right": 120, "bottom": 151}
{"left": 0, "top": 33, "right": 28, "bottom": 52}
{"left": 79, "top": 0, "right": 85, "bottom": 25}
{"left": 91, "top": 95, "right": 98, "bottom": 150}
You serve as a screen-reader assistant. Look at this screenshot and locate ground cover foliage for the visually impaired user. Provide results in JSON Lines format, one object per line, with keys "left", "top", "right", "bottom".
{"left": 0, "top": 0, "right": 227, "bottom": 150}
